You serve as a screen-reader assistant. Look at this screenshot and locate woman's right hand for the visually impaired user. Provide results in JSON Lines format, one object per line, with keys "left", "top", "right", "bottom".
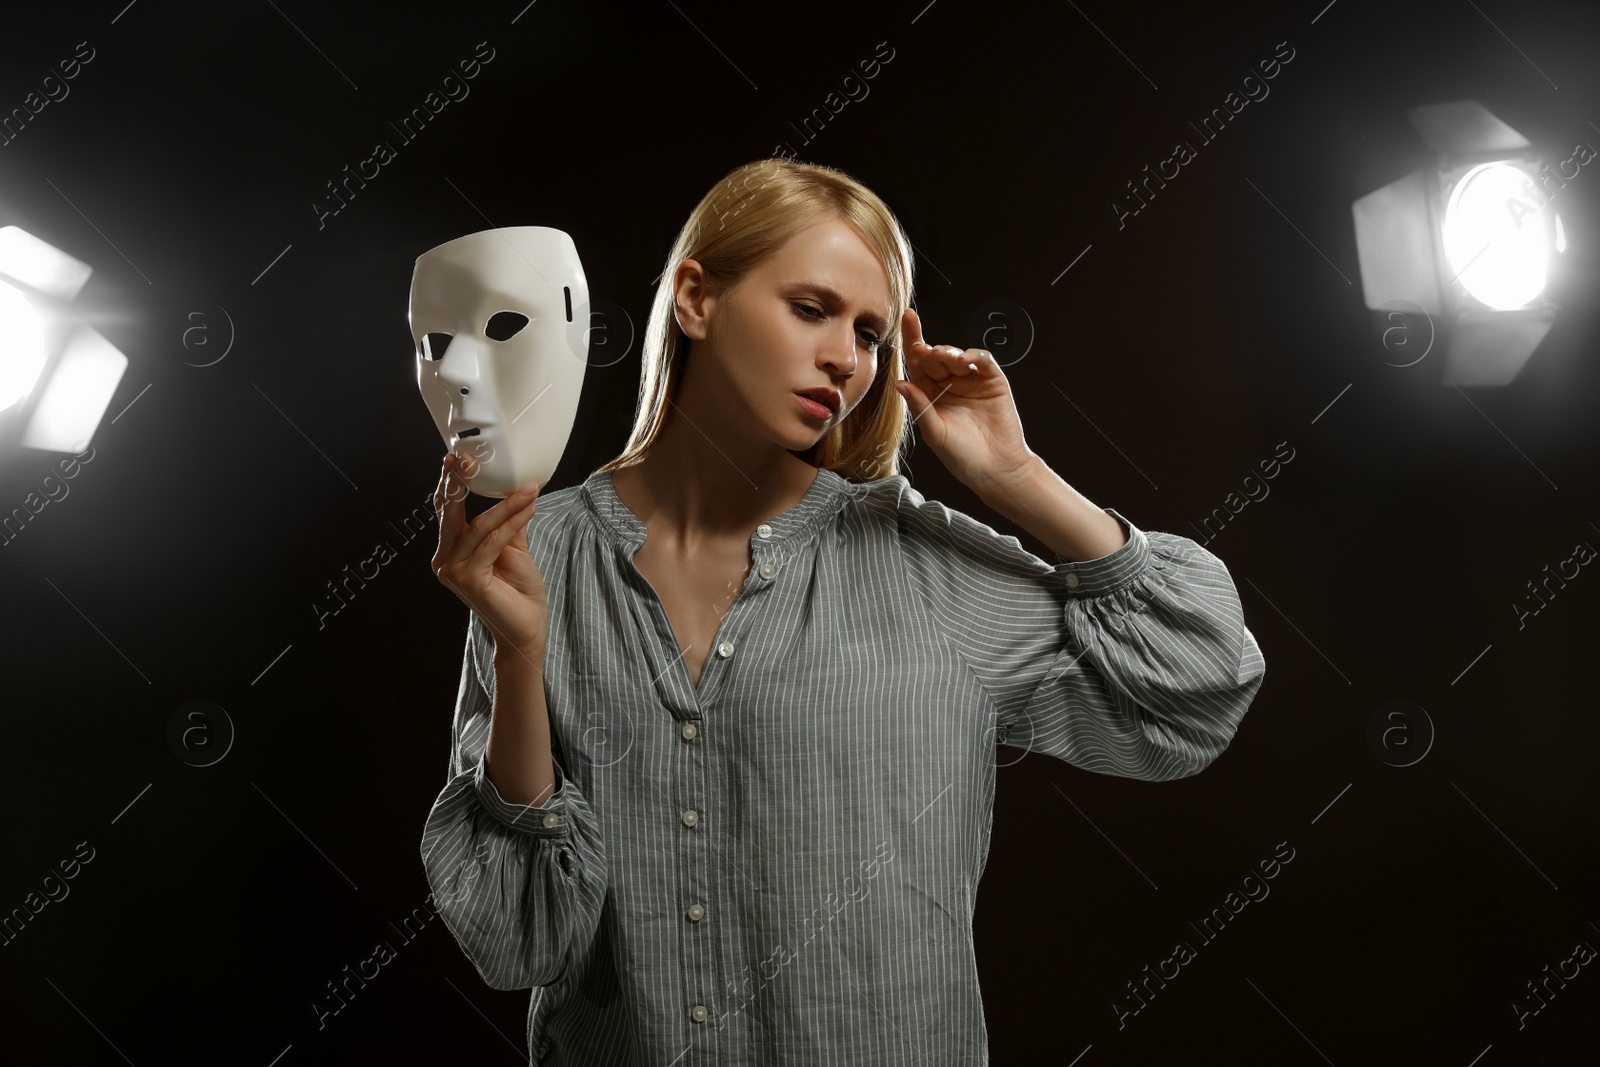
{"left": 431, "top": 452, "right": 549, "bottom": 662}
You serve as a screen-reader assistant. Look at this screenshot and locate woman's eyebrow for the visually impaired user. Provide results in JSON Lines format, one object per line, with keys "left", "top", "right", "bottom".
{"left": 790, "top": 281, "right": 889, "bottom": 334}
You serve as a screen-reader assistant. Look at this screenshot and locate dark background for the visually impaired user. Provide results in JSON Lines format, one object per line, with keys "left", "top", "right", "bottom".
{"left": 1, "top": 1, "right": 1596, "bottom": 1064}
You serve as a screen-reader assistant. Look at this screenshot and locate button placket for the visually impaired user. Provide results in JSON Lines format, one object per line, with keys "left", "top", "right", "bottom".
{"left": 687, "top": 536, "right": 768, "bottom": 700}
{"left": 590, "top": 468, "right": 861, "bottom": 1054}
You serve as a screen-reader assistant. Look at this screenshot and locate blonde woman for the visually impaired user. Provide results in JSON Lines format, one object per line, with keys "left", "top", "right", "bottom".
{"left": 422, "top": 158, "right": 1265, "bottom": 1065}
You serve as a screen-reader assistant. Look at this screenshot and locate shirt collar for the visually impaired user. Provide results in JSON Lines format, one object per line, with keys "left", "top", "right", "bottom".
{"left": 581, "top": 464, "right": 854, "bottom": 552}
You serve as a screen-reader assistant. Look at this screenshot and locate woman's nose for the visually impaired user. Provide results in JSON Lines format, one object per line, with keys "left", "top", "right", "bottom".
{"left": 820, "top": 329, "right": 857, "bottom": 375}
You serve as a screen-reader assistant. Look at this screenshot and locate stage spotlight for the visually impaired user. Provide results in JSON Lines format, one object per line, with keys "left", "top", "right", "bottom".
{"left": 0, "top": 226, "right": 128, "bottom": 455}
{"left": 1351, "top": 101, "right": 1578, "bottom": 386}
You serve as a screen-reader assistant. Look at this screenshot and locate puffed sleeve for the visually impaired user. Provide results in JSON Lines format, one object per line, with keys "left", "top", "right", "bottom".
{"left": 892, "top": 478, "right": 1264, "bottom": 780}
{"left": 419, "top": 612, "right": 608, "bottom": 989}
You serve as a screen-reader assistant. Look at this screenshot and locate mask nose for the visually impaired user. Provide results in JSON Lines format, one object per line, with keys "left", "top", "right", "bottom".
{"left": 431, "top": 335, "right": 496, "bottom": 436}
{"left": 434, "top": 333, "right": 490, "bottom": 394}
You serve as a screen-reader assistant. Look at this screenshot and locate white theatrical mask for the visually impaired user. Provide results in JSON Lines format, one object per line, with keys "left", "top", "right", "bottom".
{"left": 410, "top": 226, "right": 590, "bottom": 498}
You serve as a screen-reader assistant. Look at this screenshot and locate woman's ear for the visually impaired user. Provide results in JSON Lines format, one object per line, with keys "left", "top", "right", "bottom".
{"left": 673, "top": 259, "right": 713, "bottom": 340}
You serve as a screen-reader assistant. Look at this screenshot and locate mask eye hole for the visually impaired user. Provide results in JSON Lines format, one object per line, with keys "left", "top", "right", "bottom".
{"left": 485, "top": 311, "right": 530, "bottom": 342}
{"left": 422, "top": 332, "right": 453, "bottom": 360}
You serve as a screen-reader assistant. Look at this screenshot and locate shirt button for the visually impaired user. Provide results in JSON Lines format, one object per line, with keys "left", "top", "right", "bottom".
{"left": 717, "top": 640, "right": 735, "bottom": 659}
{"left": 690, "top": 1004, "right": 709, "bottom": 1023}
{"left": 756, "top": 524, "right": 773, "bottom": 540}
{"left": 541, "top": 812, "right": 560, "bottom": 828}
{"left": 681, "top": 721, "right": 699, "bottom": 741}
{"left": 687, "top": 903, "right": 705, "bottom": 922}
{"left": 1063, "top": 572, "right": 1081, "bottom": 589}
{"left": 681, "top": 809, "right": 700, "bottom": 828}
{"left": 758, "top": 561, "right": 777, "bottom": 580}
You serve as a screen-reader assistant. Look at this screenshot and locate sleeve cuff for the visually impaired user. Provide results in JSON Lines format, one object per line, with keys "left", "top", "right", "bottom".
{"left": 1048, "top": 507, "right": 1151, "bottom": 597}
{"left": 473, "top": 750, "right": 571, "bottom": 838}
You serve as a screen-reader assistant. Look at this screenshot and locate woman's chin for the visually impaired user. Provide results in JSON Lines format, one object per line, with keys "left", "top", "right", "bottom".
{"left": 770, "top": 423, "right": 823, "bottom": 453}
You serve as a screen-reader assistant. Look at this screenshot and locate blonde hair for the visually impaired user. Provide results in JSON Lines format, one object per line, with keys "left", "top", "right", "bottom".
{"left": 596, "top": 158, "right": 916, "bottom": 482}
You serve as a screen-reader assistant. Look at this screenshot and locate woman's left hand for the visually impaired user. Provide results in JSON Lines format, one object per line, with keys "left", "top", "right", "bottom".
{"left": 895, "top": 307, "right": 1036, "bottom": 495}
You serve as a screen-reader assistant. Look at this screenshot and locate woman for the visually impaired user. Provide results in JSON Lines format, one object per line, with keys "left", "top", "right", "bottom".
{"left": 422, "top": 158, "right": 1265, "bottom": 1065}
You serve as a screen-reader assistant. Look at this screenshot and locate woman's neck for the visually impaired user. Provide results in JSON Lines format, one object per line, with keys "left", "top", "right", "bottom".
{"left": 615, "top": 430, "right": 818, "bottom": 549}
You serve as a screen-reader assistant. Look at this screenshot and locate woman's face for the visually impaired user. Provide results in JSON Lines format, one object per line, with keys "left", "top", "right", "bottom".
{"left": 677, "top": 215, "right": 892, "bottom": 453}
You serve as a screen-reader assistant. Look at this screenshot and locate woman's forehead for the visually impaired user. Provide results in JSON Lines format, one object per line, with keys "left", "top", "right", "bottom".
{"left": 764, "top": 220, "right": 893, "bottom": 309}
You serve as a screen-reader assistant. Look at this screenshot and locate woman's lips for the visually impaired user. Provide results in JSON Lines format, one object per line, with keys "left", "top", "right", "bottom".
{"left": 795, "top": 393, "right": 832, "bottom": 420}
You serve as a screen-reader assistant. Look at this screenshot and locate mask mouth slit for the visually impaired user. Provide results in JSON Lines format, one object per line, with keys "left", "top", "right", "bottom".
{"left": 458, "top": 428, "right": 482, "bottom": 438}
{"left": 564, "top": 286, "right": 572, "bottom": 322}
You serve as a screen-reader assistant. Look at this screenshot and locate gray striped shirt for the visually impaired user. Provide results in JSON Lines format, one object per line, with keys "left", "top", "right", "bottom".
{"left": 420, "top": 465, "right": 1265, "bottom": 1065}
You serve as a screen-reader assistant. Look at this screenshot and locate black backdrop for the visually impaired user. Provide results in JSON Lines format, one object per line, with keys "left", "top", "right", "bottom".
{"left": 1, "top": 1, "right": 1597, "bottom": 1064}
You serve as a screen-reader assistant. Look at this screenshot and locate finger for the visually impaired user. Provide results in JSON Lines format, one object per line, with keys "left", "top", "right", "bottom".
{"left": 911, "top": 346, "right": 953, "bottom": 380}
{"left": 466, "top": 494, "right": 539, "bottom": 571}
{"left": 924, "top": 344, "right": 979, "bottom": 376}
{"left": 902, "top": 307, "right": 925, "bottom": 352}
{"left": 945, "top": 348, "right": 979, "bottom": 374}
{"left": 434, "top": 454, "right": 467, "bottom": 560}
{"left": 897, "top": 378, "right": 941, "bottom": 429}
{"left": 957, "top": 347, "right": 992, "bottom": 374}
{"left": 456, "top": 481, "right": 541, "bottom": 567}
{"left": 895, "top": 378, "right": 926, "bottom": 419}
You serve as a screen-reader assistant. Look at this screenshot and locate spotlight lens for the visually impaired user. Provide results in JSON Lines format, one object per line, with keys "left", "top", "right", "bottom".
{"left": 0, "top": 280, "right": 47, "bottom": 412}
{"left": 1442, "top": 162, "right": 1550, "bottom": 311}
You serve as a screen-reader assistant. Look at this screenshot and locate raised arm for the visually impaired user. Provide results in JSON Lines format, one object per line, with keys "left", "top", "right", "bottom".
{"left": 891, "top": 311, "right": 1264, "bottom": 779}
{"left": 894, "top": 481, "right": 1264, "bottom": 780}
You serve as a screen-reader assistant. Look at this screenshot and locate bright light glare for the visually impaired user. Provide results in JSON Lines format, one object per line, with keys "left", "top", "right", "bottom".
{"left": 0, "top": 226, "right": 92, "bottom": 302}
{"left": 0, "top": 280, "right": 48, "bottom": 413}
{"left": 1442, "top": 162, "right": 1551, "bottom": 310}
{"left": 20, "top": 324, "right": 127, "bottom": 453}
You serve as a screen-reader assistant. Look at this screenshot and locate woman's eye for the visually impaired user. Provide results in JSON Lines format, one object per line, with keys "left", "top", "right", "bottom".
{"left": 793, "top": 302, "right": 879, "bottom": 349}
